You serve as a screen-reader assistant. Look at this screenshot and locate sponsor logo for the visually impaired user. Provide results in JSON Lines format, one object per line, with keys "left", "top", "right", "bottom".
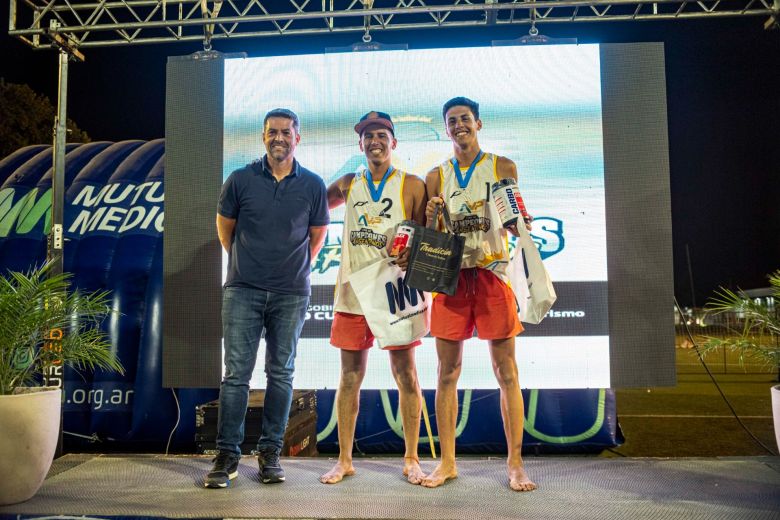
{"left": 385, "top": 277, "right": 425, "bottom": 314}
{"left": 458, "top": 200, "right": 484, "bottom": 213}
{"left": 349, "top": 227, "right": 387, "bottom": 249}
{"left": 63, "top": 385, "right": 135, "bottom": 411}
{"left": 389, "top": 306, "right": 428, "bottom": 325}
{"left": 506, "top": 191, "right": 519, "bottom": 213}
{"left": 452, "top": 215, "right": 491, "bottom": 234}
{"left": 0, "top": 182, "right": 164, "bottom": 238}
{"left": 357, "top": 214, "right": 385, "bottom": 226}
{"left": 288, "top": 434, "right": 311, "bottom": 456}
{"left": 419, "top": 243, "right": 452, "bottom": 257}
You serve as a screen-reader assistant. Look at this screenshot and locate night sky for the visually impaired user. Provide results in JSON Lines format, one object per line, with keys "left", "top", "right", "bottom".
{"left": 1, "top": 10, "right": 778, "bottom": 307}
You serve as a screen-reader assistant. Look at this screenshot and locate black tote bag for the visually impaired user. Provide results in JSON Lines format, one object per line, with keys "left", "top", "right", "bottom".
{"left": 403, "top": 204, "right": 465, "bottom": 296}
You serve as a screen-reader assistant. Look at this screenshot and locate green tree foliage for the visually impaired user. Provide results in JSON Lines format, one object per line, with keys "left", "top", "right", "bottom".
{"left": 0, "top": 79, "right": 90, "bottom": 158}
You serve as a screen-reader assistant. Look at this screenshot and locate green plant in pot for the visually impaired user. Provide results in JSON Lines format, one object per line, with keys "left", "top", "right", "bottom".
{"left": 0, "top": 261, "right": 123, "bottom": 505}
{"left": 700, "top": 269, "right": 780, "bottom": 454}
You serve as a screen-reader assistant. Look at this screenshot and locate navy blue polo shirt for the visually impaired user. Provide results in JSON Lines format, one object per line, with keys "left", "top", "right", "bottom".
{"left": 218, "top": 156, "right": 329, "bottom": 296}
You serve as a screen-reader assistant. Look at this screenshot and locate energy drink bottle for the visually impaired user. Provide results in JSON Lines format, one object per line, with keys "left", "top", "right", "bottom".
{"left": 389, "top": 221, "right": 416, "bottom": 256}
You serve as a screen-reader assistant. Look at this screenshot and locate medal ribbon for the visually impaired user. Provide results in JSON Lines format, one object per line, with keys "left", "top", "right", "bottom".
{"left": 365, "top": 166, "right": 395, "bottom": 202}
{"left": 452, "top": 150, "right": 484, "bottom": 189}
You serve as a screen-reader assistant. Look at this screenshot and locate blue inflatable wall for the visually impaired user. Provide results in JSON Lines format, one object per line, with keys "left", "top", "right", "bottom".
{"left": 0, "top": 142, "right": 622, "bottom": 453}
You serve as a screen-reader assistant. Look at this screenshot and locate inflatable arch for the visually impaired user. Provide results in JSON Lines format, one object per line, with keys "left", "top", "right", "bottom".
{"left": 0, "top": 141, "right": 622, "bottom": 453}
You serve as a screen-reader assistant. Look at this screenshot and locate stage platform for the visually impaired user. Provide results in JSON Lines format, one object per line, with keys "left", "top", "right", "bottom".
{"left": 1, "top": 454, "right": 779, "bottom": 520}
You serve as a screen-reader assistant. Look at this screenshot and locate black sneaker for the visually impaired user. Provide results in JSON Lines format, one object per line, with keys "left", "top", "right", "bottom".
{"left": 204, "top": 451, "right": 240, "bottom": 488}
{"left": 258, "top": 448, "right": 285, "bottom": 484}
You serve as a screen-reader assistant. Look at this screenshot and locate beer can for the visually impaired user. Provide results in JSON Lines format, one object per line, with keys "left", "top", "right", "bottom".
{"left": 390, "top": 221, "right": 415, "bottom": 256}
{"left": 491, "top": 178, "right": 531, "bottom": 228}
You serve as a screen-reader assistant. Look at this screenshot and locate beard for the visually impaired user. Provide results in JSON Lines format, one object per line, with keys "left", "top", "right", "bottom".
{"left": 268, "top": 143, "right": 291, "bottom": 161}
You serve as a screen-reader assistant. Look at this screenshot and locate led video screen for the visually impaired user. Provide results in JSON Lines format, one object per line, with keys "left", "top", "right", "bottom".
{"left": 163, "top": 42, "right": 674, "bottom": 390}
{"left": 223, "top": 45, "right": 607, "bottom": 389}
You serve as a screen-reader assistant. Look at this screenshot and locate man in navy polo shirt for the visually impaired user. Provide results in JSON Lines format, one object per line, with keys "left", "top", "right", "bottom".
{"left": 206, "top": 108, "right": 329, "bottom": 488}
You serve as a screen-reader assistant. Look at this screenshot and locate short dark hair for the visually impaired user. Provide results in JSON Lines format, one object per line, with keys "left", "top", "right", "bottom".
{"left": 442, "top": 97, "right": 479, "bottom": 121}
{"left": 264, "top": 108, "right": 300, "bottom": 133}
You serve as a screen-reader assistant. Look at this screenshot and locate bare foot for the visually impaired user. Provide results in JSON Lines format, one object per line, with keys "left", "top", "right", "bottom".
{"left": 420, "top": 463, "right": 458, "bottom": 488}
{"left": 508, "top": 465, "right": 536, "bottom": 492}
{"left": 320, "top": 461, "right": 355, "bottom": 484}
{"left": 402, "top": 456, "right": 425, "bottom": 485}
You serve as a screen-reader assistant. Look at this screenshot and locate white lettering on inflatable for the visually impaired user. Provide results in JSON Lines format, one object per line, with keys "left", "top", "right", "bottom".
{"left": 69, "top": 207, "right": 107, "bottom": 234}
{"left": 145, "top": 181, "right": 164, "bottom": 203}
{"left": 67, "top": 183, "right": 166, "bottom": 235}
{"left": 73, "top": 184, "right": 112, "bottom": 207}
{"left": 141, "top": 205, "right": 160, "bottom": 229}
{"left": 118, "top": 207, "right": 146, "bottom": 233}
{"left": 97, "top": 206, "right": 127, "bottom": 232}
{"left": 74, "top": 182, "right": 164, "bottom": 208}
{"left": 103, "top": 183, "right": 136, "bottom": 204}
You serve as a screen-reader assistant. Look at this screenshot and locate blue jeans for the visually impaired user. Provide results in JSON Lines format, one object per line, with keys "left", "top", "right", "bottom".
{"left": 217, "top": 286, "right": 309, "bottom": 455}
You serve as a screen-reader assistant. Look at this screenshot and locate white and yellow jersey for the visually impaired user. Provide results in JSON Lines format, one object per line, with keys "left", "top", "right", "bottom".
{"left": 334, "top": 168, "right": 411, "bottom": 314}
{"left": 438, "top": 152, "right": 510, "bottom": 283}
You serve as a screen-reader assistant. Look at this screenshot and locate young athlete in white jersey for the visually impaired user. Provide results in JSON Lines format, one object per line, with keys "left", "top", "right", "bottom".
{"left": 320, "top": 111, "right": 427, "bottom": 485}
{"left": 422, "top": 97, "right": 537, "bottom": 492}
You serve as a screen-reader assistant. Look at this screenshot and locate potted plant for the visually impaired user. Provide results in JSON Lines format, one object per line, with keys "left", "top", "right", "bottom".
{"left": 0, "top": 261, "right": 123, "bottom": 505}
{"left": 700, "top": 270, "right": 780, "bottom": 454}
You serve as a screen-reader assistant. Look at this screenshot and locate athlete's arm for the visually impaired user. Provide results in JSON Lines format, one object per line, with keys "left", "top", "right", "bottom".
{"left": 424, "top": 166, "right": 443, "bottom": 229}
{"left": 405, "top": 175, "right": 428, "bottom": 226}
{"left": 327, "top": 173, "right": 355, "bottom": 210}
{"left": 395, "top": 175, "right": 428, "bottom": 270}
{"left": 496, "top": 156, "right": 532, "bottom": 232}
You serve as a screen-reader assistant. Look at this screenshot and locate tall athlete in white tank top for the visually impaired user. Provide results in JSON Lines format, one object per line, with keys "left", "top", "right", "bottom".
{"left": 437, "top": 151, "right": 510, "bottom": 284}
{"left": 322, "top": 111, "right": 427, "bottom": 487}
{"left": 422, "top": 98, "right": 537, "bottom": 493}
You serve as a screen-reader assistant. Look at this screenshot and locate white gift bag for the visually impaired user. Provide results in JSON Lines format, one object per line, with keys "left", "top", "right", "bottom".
{"left": 348, "top": 257, "right": 431, "bottom": 349}
{"left": 508, "top": 226, "right": 557, "bottom": 324}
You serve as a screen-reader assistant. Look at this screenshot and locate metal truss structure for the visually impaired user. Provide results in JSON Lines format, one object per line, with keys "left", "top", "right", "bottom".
{"left": 8, "top": 0, "right": 780, "bottom": 51}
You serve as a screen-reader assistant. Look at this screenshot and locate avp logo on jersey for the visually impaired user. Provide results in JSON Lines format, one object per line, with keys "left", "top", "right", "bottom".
{"left": 458, "top": 200, "right": 485, "bottom": 213}
{"left": 448, "top": 190, "right": 484, "bottom": 214}
{"left": 358, "top": 214, "right": 385, "bottom": 226}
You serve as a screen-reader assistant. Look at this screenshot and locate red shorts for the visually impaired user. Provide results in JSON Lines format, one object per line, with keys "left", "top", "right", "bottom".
{"left": 330, "top": 312, "right": 421, "bottom": 351}
{"left": 430, "top": 268, "right": 523, "bottom": 341}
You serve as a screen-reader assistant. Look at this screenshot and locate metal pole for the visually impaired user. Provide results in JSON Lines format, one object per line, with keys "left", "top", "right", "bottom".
{"left": 49, "top": 51, "right": 66, "bottom": 276}
{"left": 45, "top": 50, "right": 68, "bottom": 457}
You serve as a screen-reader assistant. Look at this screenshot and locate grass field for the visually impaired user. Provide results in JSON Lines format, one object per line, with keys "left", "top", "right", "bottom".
{"left": 606, "top": 342, "right": 778, "bottom": 457}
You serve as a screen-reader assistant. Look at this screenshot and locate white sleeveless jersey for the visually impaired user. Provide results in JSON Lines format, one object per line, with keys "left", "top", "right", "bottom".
{"left": 334, "top": 168, "right": 411, "bottom": 314}
{"left": 439, "top": 152, "right": 510, "bottom": 283}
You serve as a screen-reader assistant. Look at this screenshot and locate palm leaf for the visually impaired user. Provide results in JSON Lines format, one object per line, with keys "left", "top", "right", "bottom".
{"left": 700, "top": 269, "right": 780, "bottom": 371}
{"left": 0, "top": 261, "right": 124, "bottom": 395}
